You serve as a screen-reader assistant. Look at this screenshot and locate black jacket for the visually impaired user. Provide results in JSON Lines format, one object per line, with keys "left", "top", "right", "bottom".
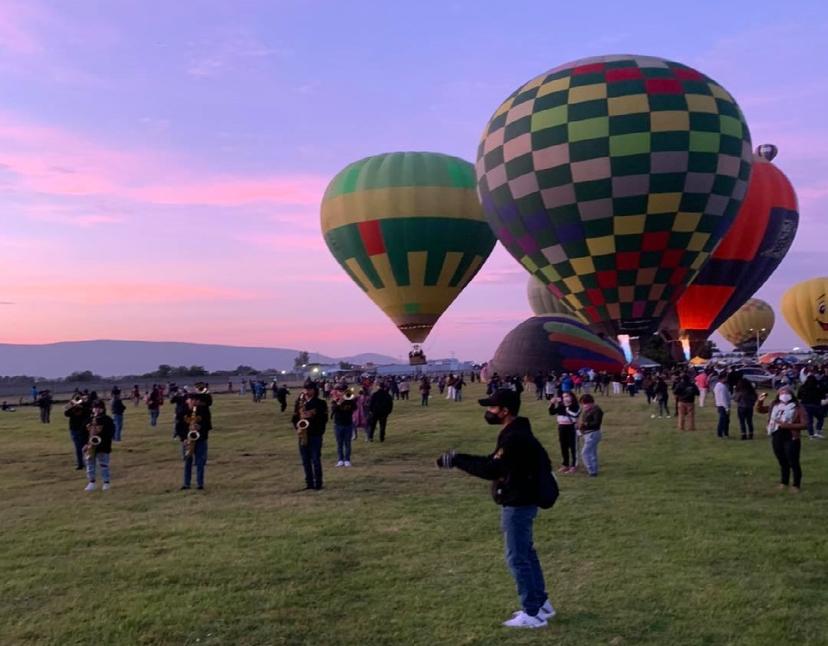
{"left": 176, "top": 395, "right": 213, "bottom": 442}
{"left": 111, "top": 398, "right": 126, "bottom": 415}
{"left": 330, "top": 398, "right": 356, "bottom": 426}
{"left": 65, "top": 403, "right": 91, "bottom": 435}
{"left": 291, "top": 396, "right": 328, "bottom": 437}
{"left": 369, "top": 389, "right": 394, "bottom": 418}
{"left": 452, "top": 417, "right": 551, "bottom": 507}
{"left": 673, "top": 381, "right": 699, "bottom": 404}
{"left": 87, "top": 414, "right": 116, "bottom": 453}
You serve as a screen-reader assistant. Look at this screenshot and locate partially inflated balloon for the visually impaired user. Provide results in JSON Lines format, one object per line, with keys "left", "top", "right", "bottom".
{"left": 489, "top": 314, "right": 626, "bottom": 376}
{"left": 781, "top": 278, "right": 828, "bottom": 351}
{"left": 321, "top": 152, "right": 496, "bottom": 343}
{"left": 477, "top": 54, "right": 753, "bottom": 336}
{"left": 667, "top": 146, "right": 798, "bottom": 344}
{"left": 527, "top": 276, "right": 575, "bottom": 317}
{"left": 717, "top": 298, "right": 774, "bottom": 352}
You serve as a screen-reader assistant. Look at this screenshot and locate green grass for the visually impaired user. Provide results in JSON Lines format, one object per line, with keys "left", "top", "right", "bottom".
{"left": 1, "top": 385, "right": 826, "bottom": 645}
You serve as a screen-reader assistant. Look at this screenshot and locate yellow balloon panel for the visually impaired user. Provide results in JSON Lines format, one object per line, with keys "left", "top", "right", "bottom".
{"left": 718, "top": 298, "right": 774, "bottom": 349}
{"left": 781, "top": 277, "right": 828, "bottom": 350}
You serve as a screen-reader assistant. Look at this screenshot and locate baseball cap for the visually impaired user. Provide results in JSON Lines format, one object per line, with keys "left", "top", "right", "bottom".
{"left": 478, "top": 388, "right": 520, "bottom": 414}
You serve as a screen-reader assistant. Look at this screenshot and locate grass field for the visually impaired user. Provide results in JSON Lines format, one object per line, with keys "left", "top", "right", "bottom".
{"left": 1, "top": 384, "right": 826, "bottom": 645}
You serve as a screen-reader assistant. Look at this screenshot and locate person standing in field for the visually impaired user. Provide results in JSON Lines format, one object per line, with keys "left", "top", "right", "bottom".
{"left": 368, "top": 382, "right": 394, "bottom": 442}
{"left": 276, "top": 383, "right": 290, "bottom": 413}
{"left": 578, "top": 394, "right": 604, "bottom": 477}
{"left": 353, "top": 387, "right": 370, "bottom": 439}
{"left": 330, "top": 384, "right": 356, "bottom": 467}
{"left": 695, "top": 370, "right": 710, "bottom": 407}
{"left": 713, "top": 375, "right": 731, "bottom": 439}
{"left": 436, "top": 388, "right": 558, "bottom": 629}
{"left": 177, "top": 389, "right": 213, "bottom": 490}
{"left": 653, "top": 377, "right": 670, "bottom": 418}
{"left": 797, "top": 375, "right": 826, "bottom": 439}
{"left": 757, "top": 386, "right": 807, "bottom": 492}
{"left": 292, "top": 381, "right": 328, "bottom": 490}
{"left": 83, "top": 399, "right": 116, "bottom": 491}
{"left": 111, "top": 392, "right": 126, "bottom": 441}
{"left": 419, "top": 376, "right": 431, "bottom": 406}
{"left": 673, "top": 375, "right": 700, "bottom": 431}
{"left": 548, "top": 391, "right": 580, "bottom": 473}
{"left": 64, "top": 393, "right": 91, "bottom": 470}
{"left": 147, "top": 385, "right": 162, "bottom": 426}
{"left": 733, "top": 378, "right": 758, "bottom": 440}
{"left": 37, "top": 390, "right": 52, "bottom": 424}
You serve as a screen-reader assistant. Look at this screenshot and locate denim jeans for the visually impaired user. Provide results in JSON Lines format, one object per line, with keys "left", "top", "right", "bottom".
{"left": 182, "top": 439, "right": 208, "bottom": 488}
{"left": 86, "top": 451, "right": 111, "bottom": 483}
{"left": 657, "top": 399, "right": 669, "bottom": 416}
{"left": 803, "top": 403, "right": 824, "bottom": 437}
{"left": 113, "top": 414, "right": 124, "bottom": 441}
{"left": 421, "top": 394, "right": 429, "bottom": 406}
{"left": 299, "top": 434, "right": 323, "bottom": 489}
{"left": 501, "top": 505, "right": 547, "bottom": 617}
{"left": 737, "top": 407, "right": 754, "bottom": 438}
{"left": 581, "top": 431, "right": 602, "bottom": 475}
{"left": 334, "top": 424, "right": 353, "bottom": 462}
{"left": 149, "top": 409, "right": 160, "bottom": 426}
{"left": 70, "top": 430, "right": 86, "bottom": 468}
{"left": 716, "top": 406, "right": 730, "bottom": 438}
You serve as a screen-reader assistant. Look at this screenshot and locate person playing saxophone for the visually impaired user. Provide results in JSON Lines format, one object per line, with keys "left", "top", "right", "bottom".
{"left": 176, "top": 386, "right": 213, "bottom": 490}
{"left": 83, "top": 399, "right": 115, "bottom": 492}
{"left": 291, "top": 380, "right": 328, "bottom": 490}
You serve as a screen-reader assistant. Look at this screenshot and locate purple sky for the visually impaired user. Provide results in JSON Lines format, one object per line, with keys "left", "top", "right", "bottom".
{"left": 1, "top": 0, "right": 826, "bottom": 361}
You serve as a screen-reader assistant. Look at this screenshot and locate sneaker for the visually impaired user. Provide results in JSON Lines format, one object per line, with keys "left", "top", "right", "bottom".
{"left": 666, "top": 415, "right": 671, "bottom": 418}
{"left": 650, "top": 414, "right": 656, "bottom": 419}
{"left": 180, "top": 485, "right": 191, "bottom": 490}
{"left": 335, "top": 461, "right": 345, "bottom": 467}
{"left": 102, "top": 482, "right": 111, "bottom": 491}
{"left": 539, "top": 600, "right": 556, "bottom": 620}
{"left": 84, "top": 482, "right": 96, "bottom": 492}
{"left": 566, "top": 466, "right": 577, "bottom": 474}
{"left": 343, "top": 461, "right": 352, "bottom": 467}
{"left": 557, "top": 465, "right": 569, "bottom": 473}
{"left": 814, "top": 433, "right": 825, "bottom": 439}
{"left": 503, "top": 611, "right": 547, "bottom": 629}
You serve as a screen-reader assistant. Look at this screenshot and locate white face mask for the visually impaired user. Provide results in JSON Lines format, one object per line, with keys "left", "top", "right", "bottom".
{"left": 779, "top": 394, "right": 793, "bottom": 403}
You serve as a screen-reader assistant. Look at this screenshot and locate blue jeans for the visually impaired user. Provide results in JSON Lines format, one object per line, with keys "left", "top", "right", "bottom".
{"left": 581, "top": 431, "right": 602, "bottom": 475}
{"left": 501, "top": 505, "right": 547, "bottom": 616}
{"left": 182, "top": 439, "right": 208, "bottom": 488}
{"left": 335, "top": 424, "right": 353, "bottom": 462}
{"left": 299, "top": 434, "right": 323, "bottom": 489}
{"left": 716, "top": 406, "right": 730, "bottom": 437}
{"left": 149, "top": 409, "right": 159, "bottom": 426}
{"left": 70, "top": 430, "right": 86, "bottom": 468}
{"left": 803, "top": 403, "right": 824, "bottom": 437}
{"left": 737, "top": 407, "right": 754, "bottom": 437}
{"left": 86, "top": 451, "right": 111, "bottom": 483}
{"left": 113, "top": 414, "right": 123, "bottom": 441}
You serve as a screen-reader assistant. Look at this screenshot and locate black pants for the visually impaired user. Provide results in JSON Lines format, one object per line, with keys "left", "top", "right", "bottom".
{"left": 421, "top": 394, "right": 429, "bottom": 406}
{"left": 369, "top": 415, "right": 388, "bottom": 442}
{"left": 737, "top": 407, "right": 754, "bottom": 438}
{"left": 40, "top": 407, "right": 51, "bottom": 423}
{"left": 716, "top": 406, "right": 730, "bottom": 437}
{"left": 558, "top": 424, "right": 577, "bottom": 467}
{"left": 771, "top": 430, "right": 802, "bottom": 487}
{"left": 299, "top": 435, "right": 323, "bottom": 489}
{"left": 70, "top": 430, "right": 85, "bottom": 468}
{"left": 278, "top": 398, "right": 287, "bottom": 412}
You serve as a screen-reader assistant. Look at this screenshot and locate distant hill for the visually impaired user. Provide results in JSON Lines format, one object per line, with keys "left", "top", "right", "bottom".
{"left": 0, "top": 340, "right": 398, "bottom": 379}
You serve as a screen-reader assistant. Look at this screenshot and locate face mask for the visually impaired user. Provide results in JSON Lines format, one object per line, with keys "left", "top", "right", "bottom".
{"left": 779, "top": 394, "right": 792, "bottom": 403}
{"left": 484, "top": 410, "right": 502, "bottom": 425}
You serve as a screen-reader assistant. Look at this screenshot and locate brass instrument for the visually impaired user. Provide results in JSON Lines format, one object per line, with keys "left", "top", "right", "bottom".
{"left": 343, "top": 390, "right": 355, "bottom": 401}
{"left": 65, "top": 394, "right": 87, "bottom": 412}
{"left": 84, "top": 416, "right": 103, "bottom": 461}
{"left": 184, "top": 410, "right": 201, "bottom": 459}
{"left": 295, "top": 392, "right": 314, "bottom": 446}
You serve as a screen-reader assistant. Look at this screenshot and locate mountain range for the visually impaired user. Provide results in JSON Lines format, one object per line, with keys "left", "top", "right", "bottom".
{"left": 0, "top": 340, "right": 398, "bottom": 379}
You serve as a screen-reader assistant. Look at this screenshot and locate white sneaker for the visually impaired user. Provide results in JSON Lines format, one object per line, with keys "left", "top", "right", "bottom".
{"left": 335, "top": 461, "right": 344, "bottom": 467}
{"left": 503, "top": 611, "right": 547, "bottom": 628}
{"left": 84, "top": 482, "right": 96, "bottom": 492}
{"left": 343, "top": 461, "right": 352, "bottom": 467}
{"left": 814, "top": 433, "right": 825, "bottom": 439}
{"left": 512, "top": 600, "right": 555, "bottom": 621}
{"left": 102, "top": 482, "right": 111, "bottom": 491}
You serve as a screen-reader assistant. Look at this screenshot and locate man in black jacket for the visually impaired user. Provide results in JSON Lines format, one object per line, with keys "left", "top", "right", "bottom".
{"left": 83, "top": 399, "right": 116, "bottom": 491}
{"left": 65, "top": 394, "right": 91, "bottom": 470}
{"left": 436, "top": 389, "right": 554, "bottom": 629}
{"left": 368, "top": 382, "right": 394, "bottom": 442}
{"left": 292, "top": 381, "right": 328, "bottom": 490}
{"left": 176, "top": 388, "right": 213, "bottom": 490}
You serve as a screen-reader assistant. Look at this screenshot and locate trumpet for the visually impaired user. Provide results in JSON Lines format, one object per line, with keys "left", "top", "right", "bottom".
{"left": 65, "top": 394, "right": 87, "bottom": 412}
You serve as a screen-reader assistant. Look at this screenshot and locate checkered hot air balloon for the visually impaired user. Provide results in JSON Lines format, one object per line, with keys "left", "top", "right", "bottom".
{"left": 664, "top": 146, "right": 798, "bottom": 357}
{"left": 321, "top": 152, "right": 496, "bottom": 344}
{"left": 527, "top": 275, "right": 576, "bottom": 317}
{"left": 476, "top": 54, "right": 753, "bottom": 337}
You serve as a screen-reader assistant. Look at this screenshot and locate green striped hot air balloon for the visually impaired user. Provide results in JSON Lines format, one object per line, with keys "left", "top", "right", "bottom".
{"left": 320, "top": 152, "right": 497, "bottom": 344}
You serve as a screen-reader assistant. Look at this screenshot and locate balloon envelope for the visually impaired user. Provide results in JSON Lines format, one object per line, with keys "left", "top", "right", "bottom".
{"left": 489, "top": 314, "right": 626, "bottom": 376}
{"left": 527, "top": 276, "right": 575, "bottom": 317}
{"left": 781, "top": 277, "right": 828, "bottom": 351}
{"left": 672, "top": 151, "right": 798, "bottom": 334}
{"left": 321, "top": 152, "right": 496, "bottom": 343}
{"left": 476, "top": 54, "right": 753, "bottom": 336}
{"left": 717, "top": 298, "right": 774, "bottom": 352}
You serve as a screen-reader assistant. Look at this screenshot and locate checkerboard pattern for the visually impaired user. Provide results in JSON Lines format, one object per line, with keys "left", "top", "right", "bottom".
{"left": 476, "top": 54, "right": 753, "bottom": 335}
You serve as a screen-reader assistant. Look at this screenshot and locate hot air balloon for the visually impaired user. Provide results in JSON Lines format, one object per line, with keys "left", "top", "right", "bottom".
{"left": 476, "top": 54, "right": 753, "bottom": 339}
{"left": 781, "top": 278, "right": 828, "bottom": 351}
{"left": 489, "top": 314, "right": 626, "bottom": 376}
{"left": 527, "top": 276, "right": 575, "bottom": 317}
{"left": 662, "top": 145, "right": 798, "bottom": 359}
{"left": 717, "top": 298, "right": 774, "bottom": 353}
{"left": 321, "top": 152, "right": 496, "bottom": 361}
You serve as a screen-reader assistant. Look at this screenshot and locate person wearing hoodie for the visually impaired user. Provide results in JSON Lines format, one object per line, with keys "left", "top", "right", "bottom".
{"left": 757, "top": 386, "right": 807, "bottom": 492}
{"left": 548, "top": 391, "right": 580, "bottom": 473}
{"left": 578, "top": 394, "right": 604, "bottom": 477}
{"left": 435, "top": 388, "right": 556, "bottom": 629}
{"left": 796, "top": 375, "right": 826, "bottom": 439}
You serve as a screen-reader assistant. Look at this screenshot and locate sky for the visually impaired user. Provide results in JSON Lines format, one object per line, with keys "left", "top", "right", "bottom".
{"left": 1, "top": 0, "right": 827, "bottom": 362}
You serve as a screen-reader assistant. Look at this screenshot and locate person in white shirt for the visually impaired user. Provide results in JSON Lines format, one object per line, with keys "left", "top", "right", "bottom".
{"left": 713, "top": 377, "right": 731, "bottom": 438}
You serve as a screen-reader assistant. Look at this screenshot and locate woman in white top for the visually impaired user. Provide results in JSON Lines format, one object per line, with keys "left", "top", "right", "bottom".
{"left": 756, "top": 386, "right": 807, "bottom": 493}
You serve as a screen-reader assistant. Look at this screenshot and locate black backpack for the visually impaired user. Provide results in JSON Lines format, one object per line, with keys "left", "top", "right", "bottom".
{"left": 535, "top": 445, "right": 559, "bottom": 509}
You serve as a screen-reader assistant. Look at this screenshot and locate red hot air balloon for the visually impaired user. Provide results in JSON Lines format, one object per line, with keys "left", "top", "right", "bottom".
{"left": 662, "top": 145, "right": 798, "bottom": 358}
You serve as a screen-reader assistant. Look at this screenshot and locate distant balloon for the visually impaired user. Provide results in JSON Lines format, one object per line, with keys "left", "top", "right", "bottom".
{"left": 717, "top": 298, "right": 775, "bottom": 353}
{"left": 489, "top": 314, "right": 626, "bottom": 376}
{"left": 477, "top": 54, "right": 753, "bottom": 337}
{"left": 781, "top": 278, "right": 828, "bottom": 351}
{"left": 756, "top": 143, "right": 778, "bottom": 162}
{"left": 527, "top": 276, "right": 574, "bottom": 317}
{"left": 665, "top": 147, "right": 798, "bottom": 351}
{"left": 321, "top": 152, "right": 496, "bottom": 343}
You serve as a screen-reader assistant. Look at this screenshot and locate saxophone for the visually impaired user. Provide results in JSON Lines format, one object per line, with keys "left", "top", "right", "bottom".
{"left": 84, "top": 415, "right": 103, "bottom": 461}
{"left": 184, "top": 409, "right": 201, "bottom": 458}
{"left": 295, "top": 392, "right": 310, "bottom": 446}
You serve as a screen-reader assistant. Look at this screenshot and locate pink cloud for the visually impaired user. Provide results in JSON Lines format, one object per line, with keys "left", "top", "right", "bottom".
{"left": 4, "top": 281, "right": 265, "bottom": 305}
{"left": 0, "top": 2, "right": 44, "bottom": 56}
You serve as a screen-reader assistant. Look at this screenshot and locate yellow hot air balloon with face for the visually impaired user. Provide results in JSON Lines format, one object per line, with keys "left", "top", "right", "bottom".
{"left": 781, "top": 277, "right": 828, "bottom": 351}
{"left": 717, "top": 298, "right": 774, "bottom": 353}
